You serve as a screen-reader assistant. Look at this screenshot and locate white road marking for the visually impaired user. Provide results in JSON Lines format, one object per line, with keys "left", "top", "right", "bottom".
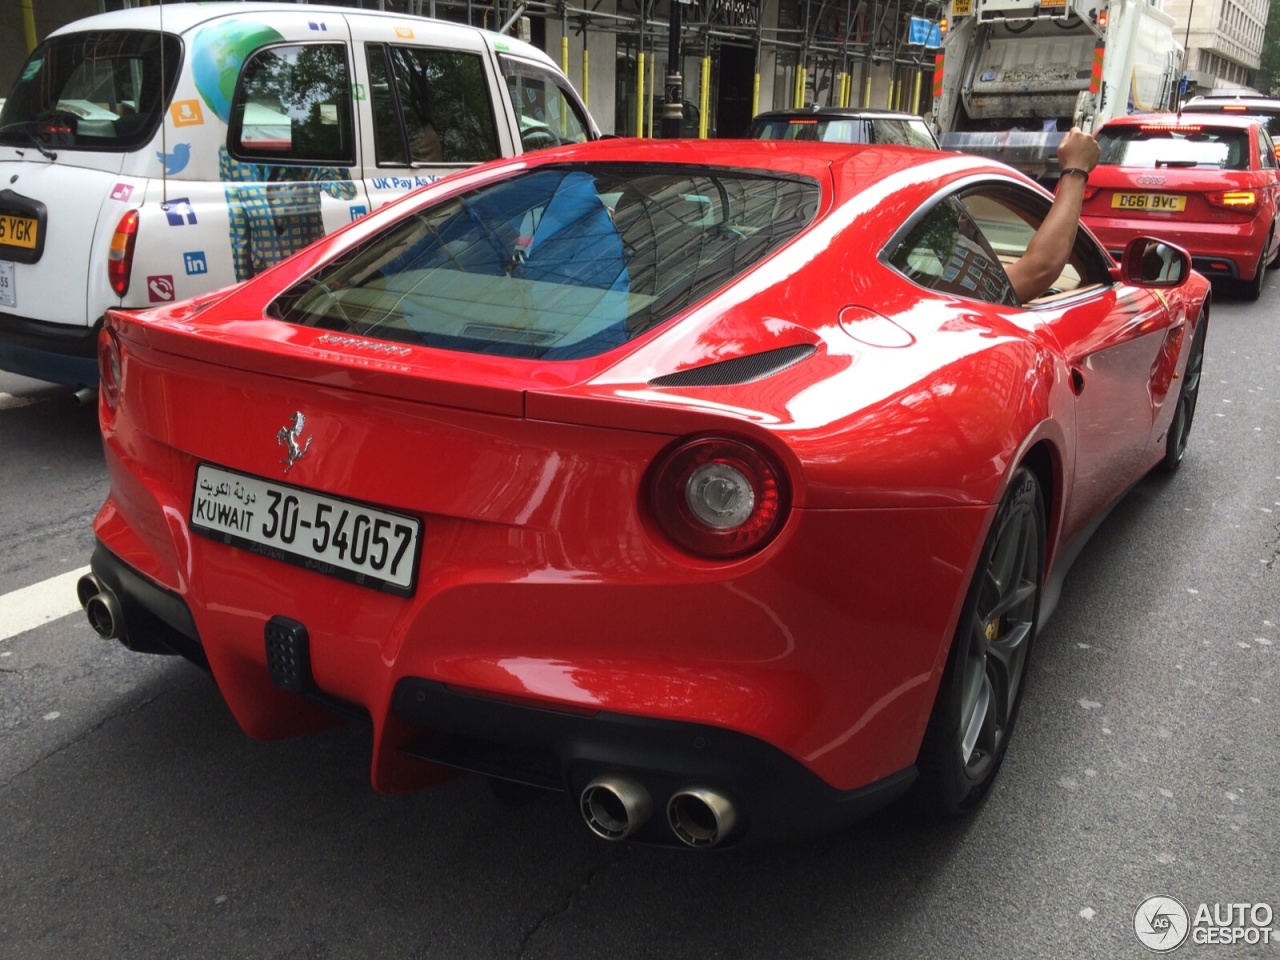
{"left": 0, "top": 566, "right": 92, "bottom": 643}
{"left": 0, "top": 392, "right": 38, "bottom": 411}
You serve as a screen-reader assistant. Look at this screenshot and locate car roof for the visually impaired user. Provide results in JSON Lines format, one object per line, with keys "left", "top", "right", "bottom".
{"left": 1098, "top": 112, "right": 1267, "bottom": 131}
{"left": 46, "top": 1, "right": 537, "bottom": 55}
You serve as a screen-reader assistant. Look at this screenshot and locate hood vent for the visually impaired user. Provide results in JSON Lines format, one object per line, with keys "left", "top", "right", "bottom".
{"left": 649, "top": 344, "right": 816, "bottom": 387}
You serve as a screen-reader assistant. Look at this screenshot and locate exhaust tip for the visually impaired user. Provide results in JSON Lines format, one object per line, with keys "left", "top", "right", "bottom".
{"left": 580, "top": 776, "right": 652, "bottom": 841}
{"left": 667, "top": 788, "right": 738, "bottom": 848}
{"left": 82, "top": 585, "right": 122, "bottom": 640}
{"left": 75, "top": 574, "right": 102, "bottom": 609}
{"left": 73, "top": 386, "right": 97, "bottom": 407}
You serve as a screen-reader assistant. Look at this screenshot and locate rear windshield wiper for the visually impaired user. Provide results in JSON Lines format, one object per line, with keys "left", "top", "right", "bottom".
{"left": 0, "top": 121, "right": 58, "bottom": 160}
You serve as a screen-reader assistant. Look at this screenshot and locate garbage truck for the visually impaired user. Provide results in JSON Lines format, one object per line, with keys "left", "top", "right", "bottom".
{"left": 931, "top": 0, "right": 1182, "bottom": 178}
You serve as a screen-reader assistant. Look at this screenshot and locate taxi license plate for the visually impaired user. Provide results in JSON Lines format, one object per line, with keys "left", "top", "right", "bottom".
{"left": 191, "top": 463, "right": 421, "bottom": 595}
{"left": 0, "top": 213, "right": 39, "bottom": 249}
{"left": 0, "top": 260, "right": 13, "bottom": 308}
{"left": 1111, "top": 192, "right": 1186, "bottom": 212}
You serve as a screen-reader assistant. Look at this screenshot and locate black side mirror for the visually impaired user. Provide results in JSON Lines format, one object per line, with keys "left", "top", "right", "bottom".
{"left": 1119, "top": 236, "right": 1191, "bottom": 288}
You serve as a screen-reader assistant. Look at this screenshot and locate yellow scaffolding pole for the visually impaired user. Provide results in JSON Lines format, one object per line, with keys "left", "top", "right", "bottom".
{"left": 699, "top": 55, "right": 710, "bottom": 137}
{"left": 636, "top": 51, "right": 646, "bottom": 136}
{"left": 22, "top": 0, "right": 37, "bottom": 52}
{"left": 582, "top": 48, "right": 589, "bottom": 108}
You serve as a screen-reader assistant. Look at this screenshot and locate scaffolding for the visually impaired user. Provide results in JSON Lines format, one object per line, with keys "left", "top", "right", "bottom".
{"left": 362, "top": 0, "right": 947, "bottom": 135}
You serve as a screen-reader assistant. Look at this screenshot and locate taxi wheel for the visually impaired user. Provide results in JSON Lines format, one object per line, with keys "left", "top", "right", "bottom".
{"left": 913, "top": 467, "right": 1044, "bottom": 816}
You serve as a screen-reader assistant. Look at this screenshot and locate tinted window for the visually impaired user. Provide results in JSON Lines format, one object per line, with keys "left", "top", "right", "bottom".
{"left": 500, "top": 56, "right": 591, "bottom": 151}
{"left": 268, "top": 164, "right": 819, "bottom": 359}
{"left": 1097, "top": 125, "right": 1250, "bottom": 170}
{"left": 366, "top": 44, "right": 500, "bottom": 165}
{"left": 749, "top": 116, "right": 936, "bottom": 148}
{"left": 887, "top": 196, "right": 1018, "bottom": 305}
{"left": 229, "top": 43, "right": 354, "bottom": 165}
{"left": 888, "top": 184, "right": 1112, "bottom": 304}
{"left": 0, "top": 30, "right": 179, "bottom": 151}
{"left": 750, "top": 117, "right": 859, "bottom": 141}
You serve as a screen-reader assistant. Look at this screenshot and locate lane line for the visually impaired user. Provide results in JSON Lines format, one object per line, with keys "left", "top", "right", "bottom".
{"left": 0, "top": 392, "right": 39, "bottom": 411}
{"left": 1, "top": 566, "right": 92, "bottom": 643}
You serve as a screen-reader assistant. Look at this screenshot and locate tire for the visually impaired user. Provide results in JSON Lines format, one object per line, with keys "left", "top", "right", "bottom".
{"left": 1238, "top": 237, "right": 1269, "bottom": 301}
{"left": 1160, "top": 309, "right": 1208, "bottom": 473}
{"left": 914, "top": 467, "right": 1045, "bottom": 816}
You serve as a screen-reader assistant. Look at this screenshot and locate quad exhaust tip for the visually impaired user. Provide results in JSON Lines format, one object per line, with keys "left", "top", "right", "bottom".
{"left": 580, "top": 776, "right": 652, "bottom": 841}
{"left": 77, "top": 574, "right": 122, "bottom": 640}
{"left": 667, "top": 788, "right": 738, "bottom": 848}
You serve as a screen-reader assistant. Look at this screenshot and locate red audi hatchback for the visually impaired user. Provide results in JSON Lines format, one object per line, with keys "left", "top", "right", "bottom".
{"left": 1081, "top": 113, "right": 1280, "bottom": 299}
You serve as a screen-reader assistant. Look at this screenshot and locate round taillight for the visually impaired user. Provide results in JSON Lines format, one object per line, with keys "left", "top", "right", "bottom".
{"left": 649, "top": 437, "right": 789, "bottom": 559}
{"left": 99, "top": 327, "right": 122, "bottom": 407}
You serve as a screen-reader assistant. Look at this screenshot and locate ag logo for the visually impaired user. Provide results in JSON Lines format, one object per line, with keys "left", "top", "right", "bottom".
{"left": 1134, "top": 895, "right": 1190, "bottom": 952}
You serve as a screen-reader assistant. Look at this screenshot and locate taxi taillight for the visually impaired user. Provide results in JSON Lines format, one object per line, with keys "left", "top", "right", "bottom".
{"left": 1206, "top": 189, "right": 1258, "bottom": 211}
{"left": 107, "top": 210, "right": 139, "bottom": 298}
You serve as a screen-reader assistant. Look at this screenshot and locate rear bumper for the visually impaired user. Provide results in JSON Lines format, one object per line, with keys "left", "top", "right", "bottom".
{"left": 1084, "top": 214, "right": 1268, "bottom": 281}
{"left": 0, "top": 312, "right": 100, "bottom": 387}
{"left": 89, "top": 539, "right": 917, "bottom": 845}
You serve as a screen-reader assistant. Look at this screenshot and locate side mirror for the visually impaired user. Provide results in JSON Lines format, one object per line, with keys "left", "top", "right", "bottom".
{"left": 1119, "top": 236, "right": 1191, "bottom": 288}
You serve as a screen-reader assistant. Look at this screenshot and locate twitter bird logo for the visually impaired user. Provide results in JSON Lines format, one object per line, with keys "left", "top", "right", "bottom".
{"left": 157, "top": 142, "right": 191, "bottom": 175}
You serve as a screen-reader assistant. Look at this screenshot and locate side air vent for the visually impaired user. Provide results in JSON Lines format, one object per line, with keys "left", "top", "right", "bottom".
{"left": 649, "top": 344, "right": 816, "bottom": 387}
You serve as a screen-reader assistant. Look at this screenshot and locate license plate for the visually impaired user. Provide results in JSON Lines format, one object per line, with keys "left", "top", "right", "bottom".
{"left": 1111, "top": 192, "right": 1186, "bottom": 212}
{"left": 191, "top": 463, "right": 421, "bottom": 595}
{"left": 0, "top": 213, "right": 39, "bottom": 249}
{"left": 0, "top": 260, "right": 13, "bottom": 308}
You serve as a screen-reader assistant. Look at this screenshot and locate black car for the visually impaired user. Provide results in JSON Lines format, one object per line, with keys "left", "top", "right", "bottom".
{"left": 746, "top": 107, "right": 939, "bottom": 149}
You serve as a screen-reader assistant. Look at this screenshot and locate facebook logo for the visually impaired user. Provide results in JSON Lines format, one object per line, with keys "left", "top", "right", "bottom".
{"left": 183, "top": 251, "right": 209, "bottom": 275}
{"left": 164, "top": 198, "right": 197, "bottom": 226}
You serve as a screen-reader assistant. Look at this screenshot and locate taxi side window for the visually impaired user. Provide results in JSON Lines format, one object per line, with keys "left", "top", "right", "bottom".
{"left": 885, "top": 195, "right": 1019, "bottom": 306}
{"left": 499, "top": 56, "right": 591, "bottom": 151}
{"left": 366, "top": 44, "right": 501, "bottom": 166}
{"left": 228, "top": 42, "right": 355, "bottom": 168}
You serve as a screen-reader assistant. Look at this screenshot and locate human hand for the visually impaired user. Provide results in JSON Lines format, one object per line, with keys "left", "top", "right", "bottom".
{"left": 1058, "top": 127, "right": 1101, "bottom": 173}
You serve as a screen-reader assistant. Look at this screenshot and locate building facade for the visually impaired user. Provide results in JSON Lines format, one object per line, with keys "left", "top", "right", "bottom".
{"left": 0, "top": 0, "right": 1268, "bottom": 139}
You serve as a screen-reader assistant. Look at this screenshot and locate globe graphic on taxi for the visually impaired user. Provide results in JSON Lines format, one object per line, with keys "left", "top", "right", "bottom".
{"left": 191, "top": 21, "right": 284, "bottom": 123}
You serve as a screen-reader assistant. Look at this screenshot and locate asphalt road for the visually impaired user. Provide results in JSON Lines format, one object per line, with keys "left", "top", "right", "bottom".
{"left": 0, "top": 288, "right": 1276, "bottom": 960}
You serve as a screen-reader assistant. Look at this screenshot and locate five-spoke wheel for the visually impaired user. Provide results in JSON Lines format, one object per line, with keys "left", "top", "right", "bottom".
{"left": 916, "top": 466, "right": 1045, "bottom": 815}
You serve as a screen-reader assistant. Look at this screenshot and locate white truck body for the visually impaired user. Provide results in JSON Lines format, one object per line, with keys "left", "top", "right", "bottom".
{"left": 933, "top": 0, "right": 1181, "bottom": 177}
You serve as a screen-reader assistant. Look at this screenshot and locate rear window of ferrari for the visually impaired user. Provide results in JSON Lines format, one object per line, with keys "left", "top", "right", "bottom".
{"left": 267, "top": 164, "right": 820, "bottom": 360}
{"left": 1096, "top": 125, "right": 1251, "bottom": 170}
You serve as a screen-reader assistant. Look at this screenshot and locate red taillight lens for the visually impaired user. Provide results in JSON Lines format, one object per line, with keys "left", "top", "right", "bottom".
{"left": 1206, "top": 189, "right": 1258, "bottom": 211}
{"left": 107, "top": 210, "right": 139, "bottom": 297}
{"left": 649, "top": 436, "right": 789, "bottom": 559}
{"left": 99, "top": 326, "right": 122, "bottom": 408}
